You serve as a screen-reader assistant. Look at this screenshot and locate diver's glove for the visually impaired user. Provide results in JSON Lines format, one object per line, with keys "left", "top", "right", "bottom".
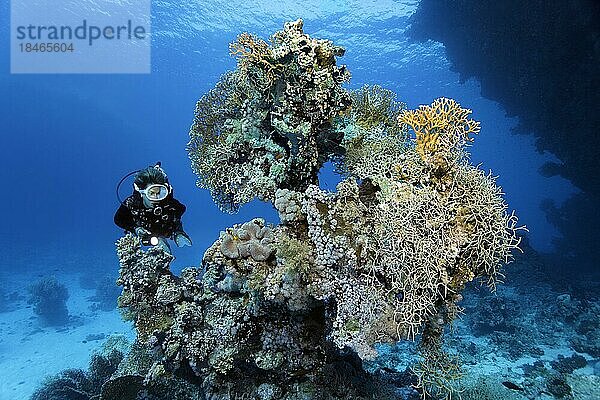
{"left": 174, "top": 231, "right": 192, "bottom": 248}
{"left": 156, "top": 237, "right": 172, "bottom": 255}
{"left": 135, "top": 226, "right": 151, "bottom": 238}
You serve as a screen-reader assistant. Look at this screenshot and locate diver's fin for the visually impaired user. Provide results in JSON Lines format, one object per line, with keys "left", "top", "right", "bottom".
{"left": 175, "top": 231, "right": 192, "bottom": 247}
{"left": 156, "top": 237, "right": 172, "bottom": 255}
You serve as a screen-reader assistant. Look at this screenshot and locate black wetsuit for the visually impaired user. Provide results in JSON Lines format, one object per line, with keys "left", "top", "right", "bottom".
{"left": 114, "top": 192, "right": 186, "bottom": 239}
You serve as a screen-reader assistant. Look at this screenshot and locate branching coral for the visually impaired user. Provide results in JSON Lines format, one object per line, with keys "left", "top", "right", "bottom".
{"left": 350, "top": 84, "right": 407, "bottom": 137}
{"left": 398, "top": 97, "right": 481, "bottom": 162}
{"left": 334, "top": 84, "right": 409, "bottom": 180}
{"left": 187, "top": 72, "right": 286, "bottom": 212}
{"left": 229, "top": 32, "right": 283, "bottom": 90}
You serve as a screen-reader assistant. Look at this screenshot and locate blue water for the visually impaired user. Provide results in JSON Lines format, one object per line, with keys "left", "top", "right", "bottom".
{"left": 0, "top": 1, "right": 593, "bottom": 399}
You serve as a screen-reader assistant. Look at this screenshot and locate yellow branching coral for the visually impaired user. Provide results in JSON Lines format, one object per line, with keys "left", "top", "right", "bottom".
{"left": 398, "top": 97, "right": 481, "bottom": 160}
{"left": 229, "top": 32, "right": 283, "bottom": 88}
{"left": 229, "top": 32, "right": 270, "bottom": 66}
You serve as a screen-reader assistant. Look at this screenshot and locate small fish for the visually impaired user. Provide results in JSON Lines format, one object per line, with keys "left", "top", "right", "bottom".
{"left": 502, "top": 381, "right": 525, "bottom": 391}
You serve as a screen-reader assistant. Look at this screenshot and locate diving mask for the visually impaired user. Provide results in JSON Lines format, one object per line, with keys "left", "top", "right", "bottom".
{"left": 135, "top": 183, "right": 171, "bottom": 201}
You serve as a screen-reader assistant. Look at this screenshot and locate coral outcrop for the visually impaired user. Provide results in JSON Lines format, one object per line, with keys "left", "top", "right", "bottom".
{"left": 28, "top": 276, "right": 70, "bottom": 326}
{"left": 112, "top": 19, "right": 523, "bottom": 399}
{"left": 187, "top": 18, "right": 350, "bottom": 213}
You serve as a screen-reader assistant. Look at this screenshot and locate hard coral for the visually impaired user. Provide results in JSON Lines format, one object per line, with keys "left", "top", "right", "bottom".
{"left": 350, "top": 84, "right": 407, "bottom": 137}
{"left": 188, "top": 19, "right": 351, "bottom": 212}
{"left": 31, "top": 338, "right": 125, "bottom": 400}
{"left": 28, "top": 276, "right": 69, "bottom": 326}
{"left": 398, "top": 97, "right": 480, "bottom": 162}
{"left": 115, "top": 230, "right": 395, "bottom": 399}
{"left": 230, "top": 32, "right": 282, "bottom": 89}
{"left": 273, "top": 188, "right": 304, "bottom": 223}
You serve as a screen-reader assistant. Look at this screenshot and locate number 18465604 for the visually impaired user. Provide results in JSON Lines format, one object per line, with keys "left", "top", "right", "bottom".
{"left": 19, "top": 42, "right": 74, "bottom": 52}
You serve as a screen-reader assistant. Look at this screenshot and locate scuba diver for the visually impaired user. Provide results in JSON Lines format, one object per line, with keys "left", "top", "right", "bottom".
{"left": 114, "top": 162, "right": 192, "bottom": 255}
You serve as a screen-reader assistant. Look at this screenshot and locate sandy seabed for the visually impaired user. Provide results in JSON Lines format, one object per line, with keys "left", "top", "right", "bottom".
{"left": 0, "top": 267, "right": 134, "bottom": 400}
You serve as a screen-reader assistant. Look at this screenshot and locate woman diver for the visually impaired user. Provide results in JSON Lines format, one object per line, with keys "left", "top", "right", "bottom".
{"left": 114, "top": 162, "right": 192, "bottom": 255}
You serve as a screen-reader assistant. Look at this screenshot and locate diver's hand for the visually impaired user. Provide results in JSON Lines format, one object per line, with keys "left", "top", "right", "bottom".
{"left": 174, "top": 231, "right": 192, "bottom": 247}
{"left": 135, "top": 227, "right": 151, "bottom": 237}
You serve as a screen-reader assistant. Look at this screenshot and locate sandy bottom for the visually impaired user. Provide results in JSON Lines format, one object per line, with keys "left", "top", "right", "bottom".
{"left": 1, "top": 251, "right": 598, "bottom": 400}
{"left": 0, "top": 269, "right": 134, "bottom": 400}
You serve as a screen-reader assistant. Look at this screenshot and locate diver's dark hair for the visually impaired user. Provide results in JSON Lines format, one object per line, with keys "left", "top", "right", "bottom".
{"left": 134, "top": 165, "right": 169, "bottom": 189}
